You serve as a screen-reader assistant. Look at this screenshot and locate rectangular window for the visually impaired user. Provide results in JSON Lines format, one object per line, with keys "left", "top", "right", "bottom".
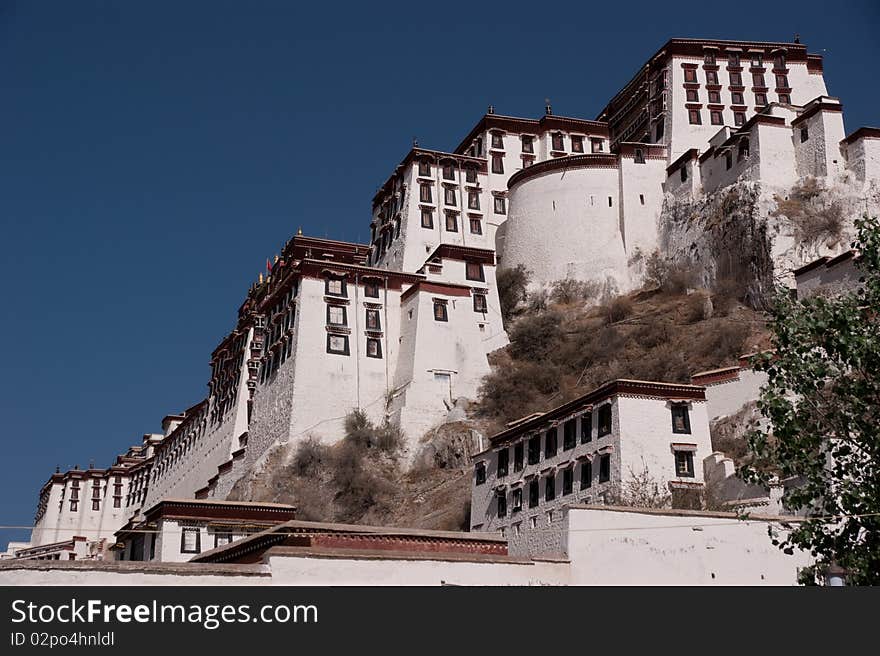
{"left": 551, "top": 132, "right": 564, "bottom": 150}
{"left": 725, "top": 151, "right": 733, "bottom": 169}
{"left": 773, "top": 54, "right": 785, "bottom": 69}
{"left": 512, "top": 487, "right": 523, "bottom": 512}
{"left": 705, "top": 70, "right": 718, "bottom": 85}
{"left": 734, "top": 111, "right": 746, "bottom": 127}
{"left": 704, "top": 51, "right": 716, "bottom": 65}
{"left": 444, "top": 187, "right": 457, "bottom": 206}
{"left": 421, "top": 209, "right": 434, "bottom": 229}
{"left": 597, "top": 404, "right": 612, "bottom": 436}
{"left": 580, "top": 461, "right": 592, "bottom": 490}
{"left": 214, "top": 533, "right": 233, "bottom": 548}
{"left": 364, "top": 281, "right": 380, "bottom": 298}
{"left": 419, "top": 184, "right": 433, "bottom": 203}
{"left": 473, "top": 293, "right": 487, "bottom": 313}
{"left": 442, "top": 162, "right": 455, "bottom": 180}
{"left": 800, "top": 126, "right": 809, "bottom": 143}
{"left": 491, "top": 155, "right": 504, "bottom": 174}
{"left": 731, "top": 91, "right": 744, "bottom": 105}
{"left": 591, "top": 139, "right": 604, "bottom": 153}
{"left": 728, "top": 52, "right": 740, "bottom": 67}
{"left": 580, "top": 412, "right": 592, "bottom": 443}
{"left": 571, "top": 135, "right": 584, "bottom": 153}
{"left": 528, "top": 436, "right": 540, "bottom": 465}
{"left": 544, "top": 428, "right": 557, "bottom": 458}
{"left": 751, "top": 53, "right": 762, "bottom": 67}
{"left": 366, "top": 337, "right": 382, "bottom": 359}
{"left": 445, "top": 212, "right": 458, "bottom": 232}
{"left": 466, "top": 262, "right": 485, "bottom": 281}
{"left": 683, "top": 68, "right": 697, "bottom": 83}
{"left": 688, "top": 109, "right": 701, "bottom": 125}
{"left": 469, "top": 217, "right": 482, "bottom": 235}
{"left": 680, "top": 166, "right": 688, "bottom": 183}
{"left": 675, "top": 451, "right": 695, "bottom": 478}
{"left": 545, "top": 474, "right": 556, "bottom": 502}
{"left": 491, "top": 132, "right": 504, "bottom": 149}
{"left": 729, "top": 71, "right": 742, "bottom": 86}
{"left": 671, "top": 405, "right": 692, "bottom": 434}
{"left": 327, "top": 305, "right": 347, "bottom": 326}
{"left": 529, "top": 480, "right": 539, "bottom": 508}
{"left": 365, "top": 308, "right": 381, "bottom": 330}
{"left": 686, "top": 89, "right": 698, "bottom": 102}
{"left": 599, "top": 454, "right": 611, "bottom": 483}
{"left": 563, "top": 420, "right": 576, "bottom": 450}
{"left": 113, "top": 497, "right": 121, "bottom": 508}
{"left": 467, "top": 190, "right": 480, "bottom": 210}
{"left": 755, "top": 92, "right": 767, "bottom": 106}
{"left": 521, "top": 135, "right": 534, "bottom": 153}
{"left": 497, "top": 448, "right": 509, "bottom": 477}
{"left": 493, "top": 197, "right": 506, "bottom": 215}
{"left": 775, "top": 74, "right": 788, "bottom": 88}
{"left": 433, "top": 301, "right": 448, "bottom": 322}
{"left": 327, "top": 334, "right": 350, "bottom": 355}
{"left": 562, "top": 468, "right": 573, "bottom": 496}
{"left": 325, "top": 277, "right": 346, "bottom": 297}
{"left": 710, "top": 110, "right": 723, "bottom": 125}
{"left": 475, "top": 462, "right": 486, "bottom": 485}
{"left": 70, "top": 500, "right": 78, "bottom": 512}
{"left": 778, "top": 93, "right": 791, "bottom": 104}
{"left": 513, "top": 443, "right": 524, "bottom": 472}
{"left": 418, "top": 160, "right": 431, "bottom": 177}
{"left": 708, "top": 90, "right": 721, "bottom": 103}
{"left": 497, "top": 491, "right": 507, "bottom": 518}
{"left": 181, "top": 527, "right": 201, "bottom": 554}
{"left": 92, "top": 499, "right": 100, "bottom": 511}
{"left": 752, "top": 73, "right": 765, "bottom": 87}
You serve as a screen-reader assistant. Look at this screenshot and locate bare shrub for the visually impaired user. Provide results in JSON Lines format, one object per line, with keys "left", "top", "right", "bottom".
{"left": 292, "top": 437, "right": 328, "bottom": 476}
{"left": 772, "top": 177, "right": 845, "bottom": 250}
{"left": 602, "top": 296, "right": 634, "bottom": 324}
{"left": 508, "top": 310, "right": 564, "bottom": 360}
{"left": 497, "top": 264, "right": 530, "bottom": 325}
{"left": 643, "top": 250, "right": 700, "bottom": 294}
{"left": 343, "top": 409, "right": 402, "bottom": 455}
{"left": 609, "top": 462, "right": 672, "bottom": 509}
{"left": 549, "top": 278, "right": 602, "bottom": 305}
{"left": 682, "top": 291, "right": 711, "bottom": 324}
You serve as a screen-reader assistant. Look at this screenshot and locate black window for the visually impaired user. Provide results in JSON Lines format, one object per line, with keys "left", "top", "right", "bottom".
{"left": 680, "top": 166, "right": 688, "bottom": 183}
{"left": 751, "top": 53, "right": 762, "bottom": 67}
{"left": 544, "top": 428, "right": 557, "bottom": 458}
{"left": 773, "top": 54, "right": 785, "bottom": 69}
{"left": 732, "top": 91, "right": 744, "bottom": 105}
{"left": 213, "top": 533, "right": 232, "bottom": 549}
{"left": 513, "top": 443, "right": 524, "bottom": 472}
{"left": 545, "top": 474, "right": 556, "bottom": 502}
{"left": 599, "top": 454, "right": 611, "bottom": 483}
{"left": 497, "top": 448, "right": 509, "bottom": 477}
{"left": 725, "top": 151, "right": 733, "bottom": 170}
{"left": 675, "top": 451, "right": 695, "bottom": 478}
{"left": 364, "top": 281, "right": 380, "bottom": 298}
{"left": 433, "top": 301, "right": 448, "bottom": 322}
{"left": 752, "top": 73, "right": 765, "bottom": 87}
{"left": 366, "top": 338, "right": 382, "bottom": 359}
{"left": 466, "top": 262, "right": 485, "bottom": 281}
{"left": 800, "top": 126, "right": 809, "bottom": 143}
{"left": 521, "top": 135, "right": 534, "bottom": 153}
{"left": 591, "top": 139, "right": 604, "bottom": 153}
{"left": 181, "top": 527, "right": 201, "bottom": 554}
{"left": 684, "top": 68, "right": 697, "bottom": 83}
{"left": 562, "top": 468, "right": 573, "bottom": 496}
{"left": 444, "top": 187, "right": 457, "bottom": 206}
{"left": 445, "top": 212, "right": 458, "bottom": 232}
{"left": 580, "top": 413, "right": 592, "bottom": 443}
{"left": 710, "top": 110, "right": 723, "bottom": 125}
{"left": 327, "top": 304, "right": 347, "bottom": 326}
{"left": 365, "top": 309, "right": 381, "bottom": 330}
{"left": 473, "top": 293, "right": 487, "bottom": 313}
{"left": 755, "top": 92, "right": 767, "bottom": 106}
{"left": 708, "top": 90, "right": 721, "bottom": 103}
{"left": 551, "top": 132, "right": 564, "bottom": 150}
{"left": 467, "top": 190, "right": 480, "bottom": 210}
{"left": 634, "top": 148, "right": 645, "bottom": 164}
{"left": 418, "top": 160, "right": 431, "bottom": 176}
{"left": 571, "top": 135, "right": 584, "bottom": 153}
{"left": 491, "top": 155, "right": 504, "bottom": 174}
{"left": 497, "top": 491, "right": 507, "bottom": 518}
{"left": 493, "top": 197, "right": 506, "bottom": 214}
{"left": 465, "top": 166, "right": 477, "bottom": 183}
{"left": 704, "top": 51, "right": 716, "bottom": 65}
{"left": 563, "top": 420, "right": 576, "bottom": 450}
{"left": 734, "top": 112, "right": 745, "bottom": 127}
{"left": 325, "top": 277, "right": 347, "bottom": 297}
{"left": 728, "top": 52, "right": 740, "bottom": 67}
{"left": 738, "top": 138, "right": 750, "bottom": 162}
{"left": 775, "top": 74, "right": 788, "bottom": 88}
{"left": 580, "top": 461, "right": 592, "bottom": 490}
{"left": 421, "top": 209, "right": 434, "bottom": 228}
{"left": 686, "top": 88, "right": 698, "bottom": 102}
{"left": 442, "top": 162, "right": 455, "bottom": 180}
{"left": 688, "top": 109, "right": 701, "bottom": 125}
{"left": 597, "top": 405, "right": 612, "bottom": 436}
{"left": 730, "top": 71, "right": 742, "bottom": 86}
{"left": 527, "top": 436, "right": 540, "bottom": 465}
{"left": 475, "top": 462, "right": 486, "bottom": 485}
{"left": 528, "top": 480, "right": 539, "bottom": 508}
{"left": 512, "top": 488, "right": 522, "bottom": 511}
{"left": 491, "top": 132, "right": 504, "bottom": 149}
{"left": 327, "top": 334, "right": 350, "bottom": 355}
{"left": 707, "top": 69, "right": 719, "bottom": 83}
{"left": 419, "top": 184, "right": 433, "bottom": 203}
{"left": 469, "top": 217, "right": 482, "bottom": 235}
{"left": 671, "top": 405, "right": 692, "bottom": 434}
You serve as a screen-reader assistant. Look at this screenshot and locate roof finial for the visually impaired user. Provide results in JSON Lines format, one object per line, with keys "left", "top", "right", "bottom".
{"left": 412, "top": 137, "right": 419, "bottom": 147}
{"left": 794, "top": 33, "right": 800, "bottom": 44}
{"left": 55, "top": 465, "right": 60, "bottom": 473}
{"left": 296, "top": 226, "right": 303, "bottom": 236}
{"left": 487, "top": 104, "right": 495, "bottom": 115}
{"left": 545, "top": 98, "right": 552, "bottom": 115}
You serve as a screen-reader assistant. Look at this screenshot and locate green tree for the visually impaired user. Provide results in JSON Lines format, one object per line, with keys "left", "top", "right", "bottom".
{"left": 742, "top": 215, "right": 880, "bottom": 585}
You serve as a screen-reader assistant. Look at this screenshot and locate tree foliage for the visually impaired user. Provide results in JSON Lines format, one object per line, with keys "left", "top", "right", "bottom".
{"left": 741, "top": 215, "right": 880, "bottom": 585}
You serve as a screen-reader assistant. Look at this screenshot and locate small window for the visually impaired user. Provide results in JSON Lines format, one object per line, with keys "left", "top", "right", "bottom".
{"left": 704, "top": 51, "right": 716, "bottom": 65}
{"left": 688, "top": 109, "right": 701, "bottom": 125}
{"left": 528, "top": 480, "right": 539, "bottom": 508}
{"left": 473, "top": 293, "right": 487, "bottom": 313}
{"left": 325, "top": 277, "right": 346, "bottom": 297}
{"left": 181, "top": 527, "right": 201, "bottom": 554}
{"left": 755, "top": 92, "right": 767, "bottom": 106}
{"left": 684, "top": 68, "right": 697, "bottom": 83}
{"left": 512, "top": 488, "right": 523, "bottom": 512}
{"left": 598, "top": 453, "right": 611, "bottom": 483}
{"left": 469, "top": 217, "right": 482, "bottom": 235}
{"left": 442, "top": 161, "right": 455, "bottom": 180}
{"left": 708, "top": 90, "right": 721, "bottom": 104}
{"left": 725, "top": 151, "right": 733, "bottom": 169}
{"left": 327, "top": 334, "right": 350, "bottom": 355}
{"left": 597, "top": 404, "right": 612, "bottom": 436}
{"left": 680, "top": 166, "right": 688, "bottom": 183}
{"left": 475, "top": 462, "right": 486, "bottom": 485}
{"left": 419, "top": 183, "right": 433, "bottom": 204}
{"left": 418, "top": 160, "right": 431, "bottom": 177}
{"left": 639, "top": 194, "right": 645, "bottom": 206}
{"left": 773, "top": 54, "right": 785, "bottom": 69}
{"left": 738, "top": 138, "right": 750, "bottom": 162}
{"left": 491, "top": 155, "right": 504, "bottom": 174}
{"left": 580, "top": 461, "right": 592, "bottom": 490}
{"left": 444, "top": 187, "right": 457, "bottom": 207}
{"left": 607, "top": 196, "right": 613, "bottom": 207}
{"left": 686, "top": 89, "right": 699, "bottom": 102}
{"left": 491, "top": 132, "right": 504, "bottom": 149}
{"left": 92, "top": 499, "right": 100, "bottom": 511}
{"left": 366, "top": 337, "right": 382, "bottom": 359}
{"left": 433, "top": 301, "right": 448, "bottom": 322}
{"left": 445, "top": 212, "right": 458, "bottom": 232}
{"left": 364, "top": 281, "right": 380, "bottom": 298}
{"left": 497, "top": 491, "right": 507, "bottom": 518}
{"left": 751, "top": 53, "right": 762, "bottom": 67}
{"left": 551, "top": 132, "right": 564, "bottom": 151}
{"left": 493, "top": 197, "right": 506, "bottom": 215}
{"left": 580, "top": 412, "right": 592, "bottom": 443}
{"left": 563, "top": 420, "right": 576, "bottom": 450}
{"left": 800, "top": 126, "right": 809, "bottom": 143}
{"left": 775, "top": 74, "right": 788, "bottom": 88}
{"left": 778, "top": 93, "right": 791, "bottom": 105}
{"left": 467, "top": 190, "right": 480, "bottom": 210}
{"left": 710, "top": 110, "right": 723, "bottom": 125}
{"left": 521, "top": 135, "right": 534, "bottom": 153}
{"left": 545, "top": 474, "right": 556, "bottom": 502}
{"left": 734, "top": 112, "right": 745, "bottom": 127}
{"left": 527, "top": 436, "right": 540, "bottom": 465}
{"left": 562, "top": 468, "right": 573, "bottom": 496}
{"left": 571, "top": 135, "right": 584, "bottom": 153}
{"left": 729, "top": 71, "right": 742, "bottom": 86}
{"left": 634, "top": 149, "right": 645, "bottom": 164}
{"left": 675, "top": 451, "right": 695, "bottom": 478}
{"left": 731, "top": 91, "right": 744, "bottom": 105}
{"left": 591, "top": 139, "right": 604, "bottom": 153}
{"left": 513, "top": 443, "right": 524, "bottom": 472}
{"left": 752, "top": 73, "right": 765, "bottom": 87}
{"left": 465, "top": 166, "right": 477, "bottom": 183}
{"left": 671, "top": 405, "right": 692, "bottom": 434}
{"left": 728, "top": 52, "right": 740, "bottom": 67}
{"left": 214, "top": 533, "right": 233, "bottom": 548}
{"left": 421, "top": 209, "right": 434, "bottom": 229}
{"left": 365, "top": 309, "right": 380, "bottom": 329}
{"left": 327, "top": 305, "right": 347, "bottom": 326}
{"left": 497, "top": 448, "right": 509, "bottom": 477}
{"left": 466, "top": 262, "right": 485, "bottom": 281}
{"left": 706, "top": 70, "right": 719, "bottom": 85}
{"left": 544, "top": 428, "right": 557, "bottom": 458}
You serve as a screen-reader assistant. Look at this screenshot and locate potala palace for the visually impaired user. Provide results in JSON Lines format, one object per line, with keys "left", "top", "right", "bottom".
{"left": 4, "top": 37, "right": 878, "bottom": 583}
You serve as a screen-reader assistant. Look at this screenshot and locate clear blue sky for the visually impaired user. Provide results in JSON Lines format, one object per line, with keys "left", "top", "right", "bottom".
{"left": 1, "top": 1, "right": 878, "bottom": 547}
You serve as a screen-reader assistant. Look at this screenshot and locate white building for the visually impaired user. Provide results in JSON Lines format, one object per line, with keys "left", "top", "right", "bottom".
{"left": 470, "top": 379, "right": 713, "bottom": 557}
